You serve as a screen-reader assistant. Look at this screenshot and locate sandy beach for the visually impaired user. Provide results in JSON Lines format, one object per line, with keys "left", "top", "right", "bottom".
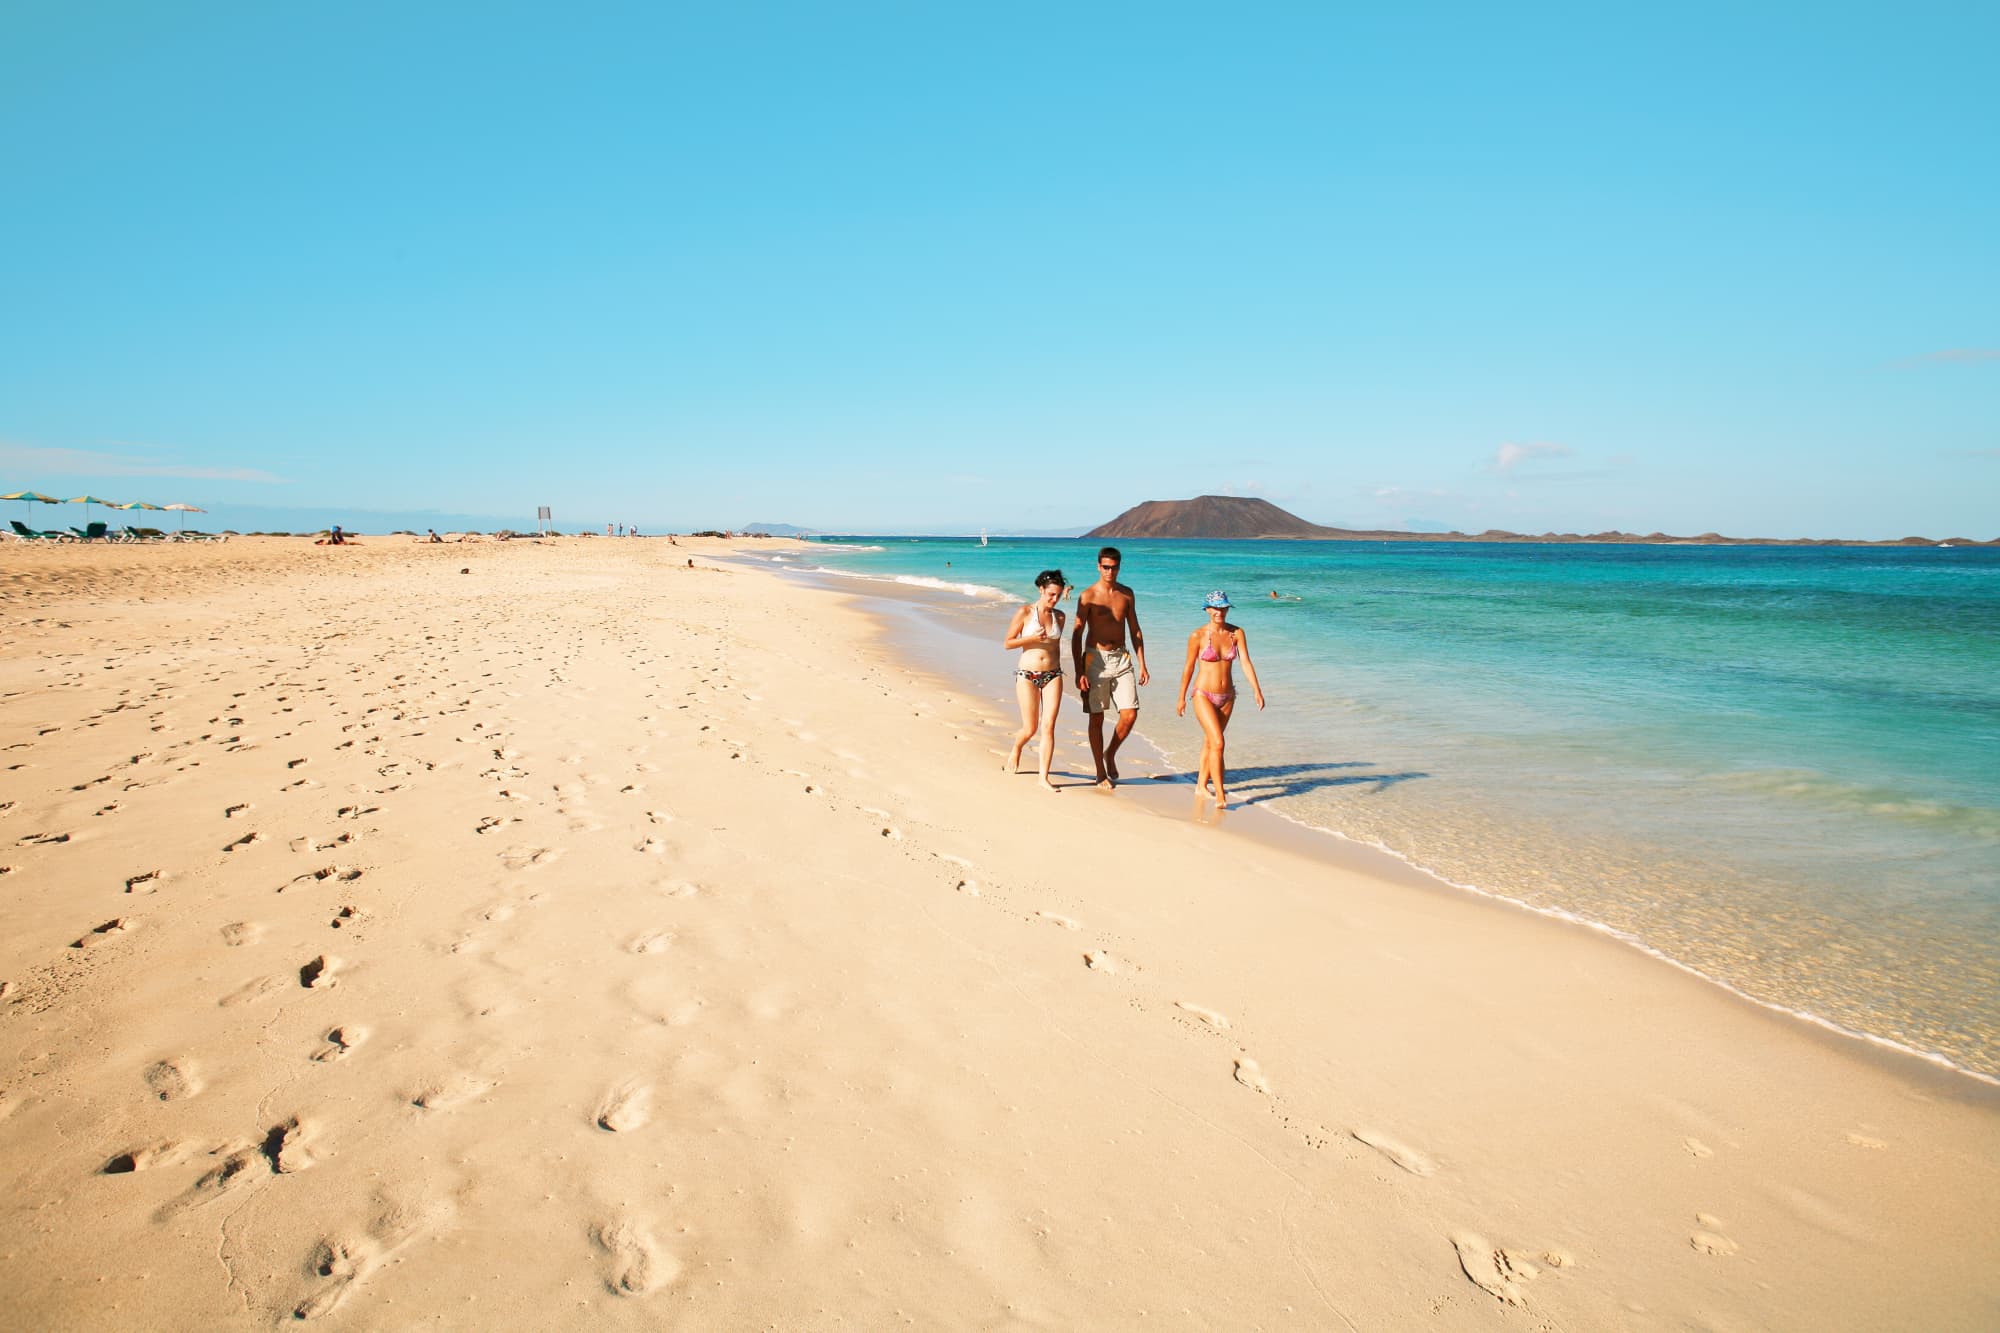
{"left": 1, "top": 534, "right": 1995, "bottom": 1330}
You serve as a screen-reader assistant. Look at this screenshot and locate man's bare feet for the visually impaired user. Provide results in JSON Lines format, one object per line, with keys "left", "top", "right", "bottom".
{"left": 1104, "top": 755, "right": 1120, "bottom": 787}
{"left": 1040, "top": 777, "right": 1061, "bottom": 793}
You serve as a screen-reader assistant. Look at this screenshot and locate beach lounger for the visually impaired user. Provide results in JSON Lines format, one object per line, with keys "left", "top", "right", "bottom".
{"left": 10, "top": 520, "right": 68, "bottom": 542}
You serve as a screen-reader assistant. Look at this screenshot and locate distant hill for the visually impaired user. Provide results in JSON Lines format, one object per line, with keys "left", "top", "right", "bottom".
{"left": 740, "top": 522, "right": 816, "bottom": 537}
{"left": 1086, "top": 496, "right": 1344, "bottom": 539}
{"left": 1085, "top": 496, "right": 1412, "bottom": 540}
{"left": 1083, "top": 495, "right": 1992, "bottom": 546}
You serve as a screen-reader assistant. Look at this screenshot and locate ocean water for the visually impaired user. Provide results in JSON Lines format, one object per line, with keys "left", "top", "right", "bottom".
{"left": 752, "top": 537, "right": 2000, "bottom": 1082}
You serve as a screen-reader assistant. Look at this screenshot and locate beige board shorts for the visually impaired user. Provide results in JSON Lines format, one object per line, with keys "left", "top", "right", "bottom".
{"left": 1082, "top": 646, "right": 1140, "bottom": 714}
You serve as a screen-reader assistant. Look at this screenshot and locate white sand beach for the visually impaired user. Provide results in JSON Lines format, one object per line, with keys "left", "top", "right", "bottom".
{"left": 2, "top": 535, "right": 1995, "bottom": 1329}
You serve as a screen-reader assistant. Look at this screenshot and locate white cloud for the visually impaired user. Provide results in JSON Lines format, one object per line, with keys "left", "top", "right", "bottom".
{"left": 1490, "top": 441, "right": 1572, "bottom": 474}
{"left": 0, "top": 442, "right": 284, "bottom": 483}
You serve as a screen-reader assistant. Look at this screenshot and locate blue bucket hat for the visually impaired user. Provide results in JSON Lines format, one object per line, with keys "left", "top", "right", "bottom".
{"left": 1202, "top": 590, "right": 1232, "bottom": 609}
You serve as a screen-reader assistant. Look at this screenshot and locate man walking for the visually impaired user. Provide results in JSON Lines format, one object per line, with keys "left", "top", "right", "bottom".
{"left": 1072, "top": 546, "right": 1148, "bottom": 788}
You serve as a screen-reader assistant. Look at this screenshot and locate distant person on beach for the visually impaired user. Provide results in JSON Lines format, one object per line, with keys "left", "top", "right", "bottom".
{"left": 1004, "top": 569, "right": 1068, "bottom": 792}
{"left": 1072, "top": 546, "right": 1148, "bottom": 788}
{"left": 316, "top": 525, "right": 350, "bottom": 546}
{"left": 428, "top": 529, "right": 443, "bottom": 543}
{"left": 1174, "top": 591, "right": 1265, "bottom": 806}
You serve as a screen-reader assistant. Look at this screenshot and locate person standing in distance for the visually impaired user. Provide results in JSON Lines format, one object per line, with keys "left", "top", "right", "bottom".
{"left": 1072, "top": 546, "right": 1149, "bottom": 788}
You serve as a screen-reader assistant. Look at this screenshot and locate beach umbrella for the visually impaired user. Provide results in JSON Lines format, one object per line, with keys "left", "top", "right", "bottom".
{"left": 118, "top": 501, "right": 166, "bottom": 510}
{"left": 68, "top": 494, "right": 123, "bottom": 528}
{"left": 3, "top": 490, "right": 63, "bottom": 527}
{"left": 163, "top": 502, "right": 206, "bottom": 532}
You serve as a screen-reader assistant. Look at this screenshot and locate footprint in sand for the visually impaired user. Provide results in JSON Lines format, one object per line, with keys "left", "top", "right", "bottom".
{"left": 224, "top": 803, "right": 252, "bottom": 818}
{"left": 1352, "top": 1129, "right": 1436, "bottom": 1177}
{"left": 635, "top": 837, "right": 667, "bottom": 855}
{"left": 265, "top": 1115, "right": 319, "bottom": 1173}
{"left": 499, "top": 846, "right": 560, "bottom": 871}
{"left": 1845, "top": 1130, "right": 1888, "bottom": 1149}
{"left": 102, "top": 1140, "right": 197, "bottom": 1174}
{"left": 294, "top": 1194, "right": 452, "bottom": 1320}
{"left": 1233, "top": 1056, "right": 1272, "bottom": 1095}
{"left": 1451, "top": 1233, "right": 1537, "bottom": 1306}
{"left": 594, "top": 1214, "right": 676, "bottom": 1297}
{"left": 223, "top": 831, "right": 262, "bottom": 851}
{"left": 155, "top": 1146, "right": 268, "bottom": 1220}
{"left": 312, "top": 1025, "right": 368, "bottom": 1062}
{"left": 220, "top": 921, "right": 263, "bottom": 946}
{"left": 628, "top": 930, "right": 674, "bottom": 956}
{"left": 124, "top": 869, "right": 163, "bottom": 894}
{"left": 1175, "top": 1001, "right": 1231, "bottom": 1031}
{"left": 1083, "top": 951, "right": 1123, "bottom": 974}
{"left": 411, "top": 1073, "right": 494, "bottom": 1110}
{"left": 1690, "top": 1229, "right": 1739, "bottom": 1256}
{"left": 1682, "top": 1137, "right": 1715, "bottom": 1158}
{"left": 595, "top": 1081, "right": 653, "bottom": 1132}
{"left": 144, "top": 1058, "right": 201, "bottom": 1101}
{"left": 1035, "top": 911, "right": 1080, "bottom": 931}
{"left": 299, "top": 954, "right": 343, "bottom": 988}
{"left": 220, "top": 974, "right": 284, "bottom": 1007}
{"left": 74, "top": 917, "right": 135, "bottom": 949}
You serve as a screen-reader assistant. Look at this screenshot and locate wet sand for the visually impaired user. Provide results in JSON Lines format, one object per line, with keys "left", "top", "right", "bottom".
{"left": 1, "top": 534, "right": 1995, "bottom": 1329}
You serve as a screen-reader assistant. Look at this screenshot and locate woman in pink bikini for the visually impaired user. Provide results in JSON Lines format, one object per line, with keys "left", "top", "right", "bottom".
{"left": 1003, "top": 569, "right": 1068, "bottom": 791}
{"left": 1174, "top": 590, "right": 1266, "bottom": 805}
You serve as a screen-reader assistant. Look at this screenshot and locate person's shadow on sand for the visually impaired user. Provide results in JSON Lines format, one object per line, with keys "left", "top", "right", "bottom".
{"left": 1191, "top": 761, "right": 1431, "bottom": 802}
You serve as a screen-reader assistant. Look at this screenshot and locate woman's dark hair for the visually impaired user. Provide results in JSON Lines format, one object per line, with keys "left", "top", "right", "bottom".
{"left": 1034, "top": 569, "right": 1065, "bottom": 589}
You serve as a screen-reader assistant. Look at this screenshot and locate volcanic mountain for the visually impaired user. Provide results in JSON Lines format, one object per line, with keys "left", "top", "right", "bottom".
{"left": 1086, "top": 496, "right": 1358, "bottom": 540}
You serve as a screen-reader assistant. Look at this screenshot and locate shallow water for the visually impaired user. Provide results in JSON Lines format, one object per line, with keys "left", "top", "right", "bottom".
{"left": 757, "top": 537, "right": 2000, "bottom": 1080}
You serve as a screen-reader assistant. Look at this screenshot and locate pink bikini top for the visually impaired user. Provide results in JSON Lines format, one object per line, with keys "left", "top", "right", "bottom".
{"left": 1198, "top": 632, "right": 1238, "bottom": 662}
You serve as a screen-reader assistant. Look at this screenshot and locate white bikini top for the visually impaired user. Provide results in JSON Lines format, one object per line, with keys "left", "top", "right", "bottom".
{"left": 1022, "top": 606, "right": 1059, "bottom": 649}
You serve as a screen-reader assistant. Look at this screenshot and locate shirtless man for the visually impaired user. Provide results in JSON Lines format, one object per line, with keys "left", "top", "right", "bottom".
{"left": 1071, "top": 546, "right": 1149, "bottom": 788}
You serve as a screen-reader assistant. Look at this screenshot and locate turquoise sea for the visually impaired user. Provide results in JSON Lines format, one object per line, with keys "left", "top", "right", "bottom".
{"left": 750, "top": 537, "right": 2000, "bottom": 1083}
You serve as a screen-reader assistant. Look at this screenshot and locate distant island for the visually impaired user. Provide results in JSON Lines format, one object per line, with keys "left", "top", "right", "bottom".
{"left": 1084, "top": 496, "right": 1994, "bottom": 547}
{"left": 741, "top": 522, "right": 818, "bottom": 537}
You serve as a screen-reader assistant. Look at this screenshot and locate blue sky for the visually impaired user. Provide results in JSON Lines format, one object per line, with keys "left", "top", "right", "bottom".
{"left": 3, "top": 2, "right": 1995, "bottom": 538}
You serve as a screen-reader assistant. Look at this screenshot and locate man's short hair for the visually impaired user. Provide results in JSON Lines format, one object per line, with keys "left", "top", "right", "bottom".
{"left": 1097, "top": 546, "right": 1122, "bottom": 565}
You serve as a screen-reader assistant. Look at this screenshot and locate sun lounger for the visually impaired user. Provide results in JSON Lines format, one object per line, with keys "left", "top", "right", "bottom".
{"left": 10, "top": 520, "right": 69, "bottom": 542}
{"left": 68, "top": 522, "right": 110, "bottom": 542}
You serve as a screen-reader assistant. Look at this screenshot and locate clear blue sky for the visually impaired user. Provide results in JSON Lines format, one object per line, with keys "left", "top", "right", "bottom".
{"left": 3, "top": 2, "right": 1995, "bottom": 538}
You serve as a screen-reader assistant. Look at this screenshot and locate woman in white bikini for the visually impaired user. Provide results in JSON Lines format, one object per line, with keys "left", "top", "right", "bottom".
{"left": 1003, "top": 569, "right": 1068, "bottom": 791}
{"left": 1175, "top": 590, "right": 1265, "bottom": 806}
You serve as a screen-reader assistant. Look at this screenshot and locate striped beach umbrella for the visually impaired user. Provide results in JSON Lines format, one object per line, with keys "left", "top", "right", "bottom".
{"left": 163, "top": 502, "right": 206, "bottom": 531}
{"left": 118, "top": 501, "right": 167, "bottom": 510}
{"left": 67, "top": 494, "right": 124, "bottom": 534}
{"left": 4, "top": 490, "right": 63, "bottom": 527}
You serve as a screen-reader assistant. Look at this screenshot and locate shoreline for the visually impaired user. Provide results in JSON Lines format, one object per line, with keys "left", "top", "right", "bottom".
{"left": 3, "top": 535, "right": 1996, "bottom": 1328}
{"left": 752, "top": 552, "right": 2000, "bottom": 1098}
